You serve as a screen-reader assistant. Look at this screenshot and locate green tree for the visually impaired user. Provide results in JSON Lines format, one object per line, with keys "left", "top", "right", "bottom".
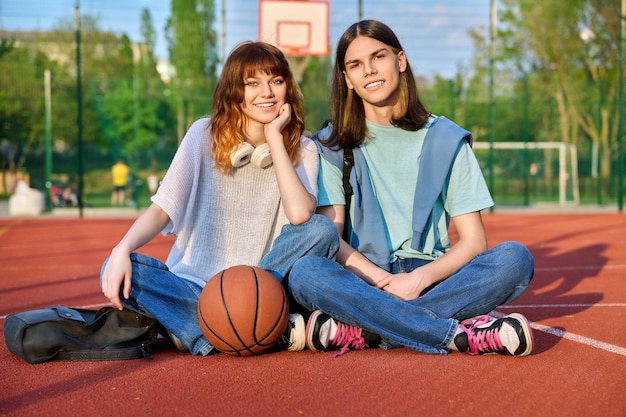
{"left": 0, "top": 38, "right": 15, "bottom": 58}
{"left": 497, "top": 0, "right": 620, "bottom": 192}
{"left": 45, "top": 15, "right": 133, "bottom": 153}
{"left": 165, "top": 0, "right": 218, "bottom": 142}
{"left": 47, "top": 12, "right": 171, "bottom": 168}
{"left": 300, "top": 56, "right": 333, "bottom": 132}
{"left": 99, "top": 10, "right": 170, "bottom": 169}
{"left": 0, "top": 47, "right": 46, "bottom": 175}
{"left": 138, "top": 8, "right": 174, "bottom": 170}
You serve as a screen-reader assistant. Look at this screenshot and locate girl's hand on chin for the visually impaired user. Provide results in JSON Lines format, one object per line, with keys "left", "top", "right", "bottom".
{"left": 265, "top": 103, "right": 291, "bottom": 142}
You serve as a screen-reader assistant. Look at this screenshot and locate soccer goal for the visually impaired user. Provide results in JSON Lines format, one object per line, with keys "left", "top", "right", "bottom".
{"left": 472, "top": 141, "right": 580, "bottom": 206}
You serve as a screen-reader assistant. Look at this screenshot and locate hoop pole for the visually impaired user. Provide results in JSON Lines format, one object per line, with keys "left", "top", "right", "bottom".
{"left": 618, "top": 0, "right": 625, "bottom": 212}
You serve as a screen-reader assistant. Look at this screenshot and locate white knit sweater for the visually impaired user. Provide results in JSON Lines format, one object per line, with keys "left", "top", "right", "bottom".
{"left": 151, "top": 118, "right": 319, "bottom": 288}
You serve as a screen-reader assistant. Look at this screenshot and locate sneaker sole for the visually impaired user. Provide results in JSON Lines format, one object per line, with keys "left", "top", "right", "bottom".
{"left": 506, "top": 313, "right": 534, "bottom": 356}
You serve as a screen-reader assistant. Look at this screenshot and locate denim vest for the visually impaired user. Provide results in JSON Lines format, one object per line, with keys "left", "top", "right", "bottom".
{"left": 315, "top": 116, "right": 473, "bottom": 271}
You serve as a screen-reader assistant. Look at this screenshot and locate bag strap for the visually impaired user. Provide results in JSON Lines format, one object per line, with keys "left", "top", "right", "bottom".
{"left": 56, "top": 344, "right": 153, "bottom": 361}
{"left": 342, "top": 148, "right": 354, "bottom": 241}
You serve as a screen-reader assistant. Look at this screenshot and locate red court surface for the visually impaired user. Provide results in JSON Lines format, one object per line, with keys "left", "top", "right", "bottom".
{"left": 1, "top": 211, "right": 625, "bottom": 417}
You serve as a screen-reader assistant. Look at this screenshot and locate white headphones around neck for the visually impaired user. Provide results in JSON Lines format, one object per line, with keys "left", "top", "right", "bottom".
{"left": 230, "top": 142, "right": 272, "bottom": 168}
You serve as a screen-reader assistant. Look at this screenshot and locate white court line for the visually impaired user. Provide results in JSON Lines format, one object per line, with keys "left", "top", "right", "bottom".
{"left": 498, "top": 303, "right": 626, "bottom": 308}
{"left": 536, "top": 265, "right": 626, "bottom": 272}
{"left": 493, "top": 310, "right": 626, "bottom": 357}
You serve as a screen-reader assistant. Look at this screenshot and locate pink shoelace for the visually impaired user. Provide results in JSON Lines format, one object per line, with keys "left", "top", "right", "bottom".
{"left": 459, "top": 315, "right": 504, "bottom": 355}
{"left": 331, "top": 322, "right": 368, "bottom": 357}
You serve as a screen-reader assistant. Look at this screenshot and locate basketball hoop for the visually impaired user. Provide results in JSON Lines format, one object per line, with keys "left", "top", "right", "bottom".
{"left": 284, "top": 45, "right": 304, "bottom": 57}
{"left": 258, "top": 0, "right": 329, "bottom": 57}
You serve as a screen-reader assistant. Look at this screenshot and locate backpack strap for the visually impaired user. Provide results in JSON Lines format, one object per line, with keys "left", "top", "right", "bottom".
{"left": 342, "top": 148, "right": 354, "bottom": 241}
{"left": 311, "top": 128, "right": 354, "bottom": 242}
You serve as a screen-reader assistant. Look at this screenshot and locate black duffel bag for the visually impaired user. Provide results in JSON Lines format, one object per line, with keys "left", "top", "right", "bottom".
{"left": 3, "top": 306, "right": 160, "bottom": 364}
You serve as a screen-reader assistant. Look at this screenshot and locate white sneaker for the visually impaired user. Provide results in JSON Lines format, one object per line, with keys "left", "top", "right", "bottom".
{"left": 280, "top": 313, "right": 306, "bottom": 351}
{"left": 167, "top": 330, "right": 189, "bottom": 352}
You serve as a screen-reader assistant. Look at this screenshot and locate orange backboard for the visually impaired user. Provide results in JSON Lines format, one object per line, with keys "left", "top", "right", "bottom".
{"left": 258, "top": 0, "right": 329, "bottom": 57}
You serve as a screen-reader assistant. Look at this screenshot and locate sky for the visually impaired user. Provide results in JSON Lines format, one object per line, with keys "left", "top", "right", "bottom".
{"left": 1, "top": 0, "right": 493, "bottom": 79}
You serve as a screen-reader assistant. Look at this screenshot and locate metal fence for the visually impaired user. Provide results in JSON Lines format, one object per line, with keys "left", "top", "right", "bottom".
{"left": 1, "top": 0, "right": 624, "bottom": 210}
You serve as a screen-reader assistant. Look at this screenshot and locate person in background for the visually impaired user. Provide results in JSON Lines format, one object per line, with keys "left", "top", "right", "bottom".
{"left": 100, "top": 41, "right": 338, "bottom": 355}
{"left": 50, "top": 183, "right": 63, "bottom": 207}
{"left": 289, "top": 20, "right": 535, "bottom": 357}
{"left": 111, "top": 159, "right": 130, "bottom": 207}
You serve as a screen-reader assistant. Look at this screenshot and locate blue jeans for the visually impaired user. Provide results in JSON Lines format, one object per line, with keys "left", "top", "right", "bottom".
{"left": 100, "top": 214, "right": 340, "bottom": 355}
{"left": 289, "top": 241, "right": 534, "bottom": 355}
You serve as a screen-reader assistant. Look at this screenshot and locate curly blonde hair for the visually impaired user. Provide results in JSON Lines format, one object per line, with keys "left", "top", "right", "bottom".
{"left": 210, "top": 41, "right": 306, "bottom": 174}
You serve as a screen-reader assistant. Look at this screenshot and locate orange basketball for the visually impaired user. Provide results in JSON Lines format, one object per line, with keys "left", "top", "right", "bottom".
{"left": 197, "top": 265, "right": 289, "bottom": 356}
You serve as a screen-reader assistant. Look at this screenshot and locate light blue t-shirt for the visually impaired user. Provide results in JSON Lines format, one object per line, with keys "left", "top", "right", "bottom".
{"left": 317, "top": 119, "right": 494, "bottom": 262}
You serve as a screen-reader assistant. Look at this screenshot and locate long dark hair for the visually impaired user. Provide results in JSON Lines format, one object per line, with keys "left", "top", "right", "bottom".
{"left": 324, "top": 20, "right": 430, "bottom": 149}
{"left": 210, "top": 41, "right": 306, "bottom": 173}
